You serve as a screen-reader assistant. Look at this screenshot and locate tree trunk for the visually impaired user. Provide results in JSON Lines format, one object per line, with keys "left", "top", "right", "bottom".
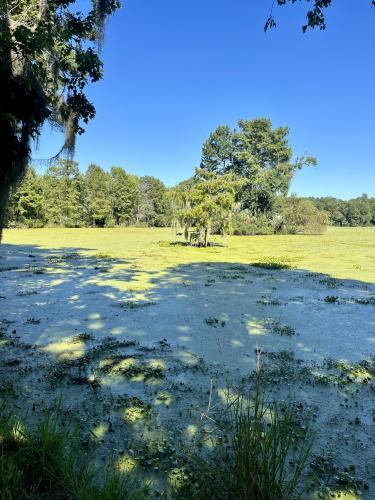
{"left": 204, "top": 227, "right": 210, "bottom": 247}
{"left": 0, "top": 44, "right": 31, "bottom": 239}
{"left": 0, "top": 149, "right": 29, "bottom": 243}
{"left": 0, "top": 179, "right": 11, "bottom": 242}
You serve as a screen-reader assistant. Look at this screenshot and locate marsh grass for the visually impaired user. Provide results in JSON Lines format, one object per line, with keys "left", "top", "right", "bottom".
{"left": 225, "top": 392, "right": 312, "bottom": 499}
{"left": 251, "top": 258, "right": 293, "bottom": 270}
{"left": 271, "top": 321, "right": 296, "bottom": 336}
{"left": 182, "top": 371, "right": 313, "bottom": 499}
{"left": 0, "top": 405, "right": 148, "bottom": 499}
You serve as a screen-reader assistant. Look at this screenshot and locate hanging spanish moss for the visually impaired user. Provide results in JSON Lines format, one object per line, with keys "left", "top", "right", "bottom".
{"left": 0, "top": 0, "right": 120, "bottom": 240}
{"left": 62, "top": 111, "right": 77, "bottom": 158}
{"left": 93, "top": 0, "right": 114, "bottom": 48}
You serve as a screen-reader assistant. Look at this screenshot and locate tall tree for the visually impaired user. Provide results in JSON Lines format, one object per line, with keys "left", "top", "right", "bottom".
{"left": 7, "top": 167, "right": 45, "bottom": 227}
{"left": 0, "top": 0, "right": 120, "bottom": 239}
{"left": 85, "top": 164, "right": 112, "bottom": 227}
{"left": 42, "top": 160, "right": 83, "bottom": 227}
{"left": 201, "top": 118, "right": 316, "bottom": 215}
{"left": 110, "top": 167, "right": 140, "bottom": 225}
{"left": 173, "top": 168, "right": 239, "bottom": 247}
{"left": 137, "top": 176, "right": 171, "bottom": 226}
{"left": 234, "top": 118, "right": 316, "bottom": 214}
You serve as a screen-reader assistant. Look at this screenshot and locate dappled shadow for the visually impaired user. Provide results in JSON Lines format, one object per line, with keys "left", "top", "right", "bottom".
{"left": 1, "top": 242, "right": 375, "bottom": 497}
{"left": 142, "top": 260, "right": 375, "bottom": 366}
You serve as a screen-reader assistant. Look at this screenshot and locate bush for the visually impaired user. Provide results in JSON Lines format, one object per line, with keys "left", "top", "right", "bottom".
{"left": 152, "top": 214, "right": 173, "bottom": 227}
{"left": 277, "top": 198, "right": 329, "bottom": 235}
{"left": 232, "top": 210, "right": 274, "bottom": 235}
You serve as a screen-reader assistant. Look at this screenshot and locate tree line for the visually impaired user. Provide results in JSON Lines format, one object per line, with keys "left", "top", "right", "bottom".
{"left": 1, "top": 0, "right": 371, "bottom": 240}
{"left": 7, "top": 118, "right": 373, "bottom": 245}
{"left": 7, "top": 162, "right": 172, "bottom": 229}
{"left": 307, "top": 194, "right": 375, "bottom": 227}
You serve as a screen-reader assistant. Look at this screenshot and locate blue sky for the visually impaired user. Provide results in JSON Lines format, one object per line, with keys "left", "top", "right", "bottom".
{"left": 34, "top": 0, "right": 375, "bottom": 199}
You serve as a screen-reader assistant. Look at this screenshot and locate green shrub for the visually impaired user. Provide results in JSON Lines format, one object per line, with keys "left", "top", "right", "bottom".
{"left": 0, "top": 406, "right": 147, "bottom": 499}
{"left": 277, "top": 198, "right": 329, "bottom": 235}
{"left": 232, "top": 210, "right": 274, "bottom": 235}
{"left": 251, "top": 258, "right": 293, "bottom": 270}
{"left": 152, "top": 214, "right": 173, "bottom": 227}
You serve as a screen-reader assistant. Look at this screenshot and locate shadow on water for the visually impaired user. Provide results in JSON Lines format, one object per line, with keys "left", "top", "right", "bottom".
{"left": 1, "top": 242, "right": 375, "bottom": 495}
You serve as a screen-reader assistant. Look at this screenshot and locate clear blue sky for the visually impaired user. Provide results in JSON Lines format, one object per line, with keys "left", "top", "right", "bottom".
{"left": 34, "top": 0, "right": 375, "bottom": 199}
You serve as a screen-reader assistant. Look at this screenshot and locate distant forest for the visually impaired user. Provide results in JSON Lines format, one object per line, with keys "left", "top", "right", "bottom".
{"left": 6, "top": 162, "right": 172, "bottom": 229}
{"left": 7, "top": 161, "right": 375, "bottom": 230}
{"left": 305, "top": 194, "right": 375, "bottom": 227}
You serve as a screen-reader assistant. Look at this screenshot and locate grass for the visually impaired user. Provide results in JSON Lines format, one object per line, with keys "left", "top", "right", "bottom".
{"left": 3, "top": 227, "right": 375, "bottom": 293}
{"left": 251, "top": 258, "right": 293, "bottom": 270}
{"left": 0, "top": 378, "right": 313, "bottom": 500}
{"left": 180, "top": 370, "right": 313, "bottom": 500}
{"left": 271, "top": 321, "right": 296, "bottom": 336}
{"left": 0, "top": 354, "right": 361, "bottom": 495}
{"left": 0, "top": 405, "right": 148, "bottom": 499}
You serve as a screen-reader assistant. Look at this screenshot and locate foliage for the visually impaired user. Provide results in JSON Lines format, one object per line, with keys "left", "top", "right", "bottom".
{"left": 277, "top": 197, "right": 329, "bottom": 235}
{"left": 233, "top": 194, "right": 375, "bottom": 235}
{"left": 265, "top": 1, "right": 375, "bottom": 33}
{"left": 8, "top": 161, "right": 375, "bottom": 235}
{"left": 232, "top": 209, "right": 275, "bottom": 235}
{"left": 110, "top": 167, "right": 140, "bottom": 225}
{"left": 180, "top": 373, "right": 313, "bottom": 499}
{"left": 7, "top": 167, "right": 45, "bottom": 228}
{"left": 173, "top": 168, "right": 239, "bottom": 246}
{"left": 7, "top": 163, "right": 171, "bottom": 229}
{"left": 309, "top": 194, "right": 375, "bottom": 227}
{"left": 200, "top": 125, "right": 234, "bottom": 173}
{"left": 0, "top": 405, "right": 147, "bottom": 499}
{"left": 42, "top": 160, "right": 84, "bottom": 227}
{"left": 85, "top": 164, "right": 112, "bottom": 227}
{"left": 137, "top": 176, "right": 172, "bottom": 227}
{"left": 0, "top": 0, "right": 120, "bottom": 238}
{"left": 200, "top": 118, "right": 316, "bottom": 215}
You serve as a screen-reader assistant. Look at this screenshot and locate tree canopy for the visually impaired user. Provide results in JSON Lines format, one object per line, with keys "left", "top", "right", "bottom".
{"left": 265, "top": 0, "right": 375, "bottom": 32}
{"left": 172, "top": 168, "right": 239, "bottom": 247}
{"left": 0, "top": 0, "right": 120, "bottom": 239}
{"left": 200, "top": 118, "right": 316, "bottom": 215}
{"left": 7, "top": 163, "right": 172, "bottom": 229}
{"left": 110, "top": 167, "right": 140, "bottom": 226}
